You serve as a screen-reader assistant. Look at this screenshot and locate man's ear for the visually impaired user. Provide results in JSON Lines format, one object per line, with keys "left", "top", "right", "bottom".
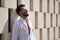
{"left": 19, "top": 11, "right": 21, "bottom": 16}
{"left": 19, "top": 11, "right": 20, "bottom": 13}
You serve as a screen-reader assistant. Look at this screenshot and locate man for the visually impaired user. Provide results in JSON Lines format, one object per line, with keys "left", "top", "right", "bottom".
{"left": 12, "top": 4, "right": 35, "bottom": 40}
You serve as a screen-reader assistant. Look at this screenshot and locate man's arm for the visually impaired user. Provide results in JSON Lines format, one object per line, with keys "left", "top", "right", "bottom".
{"left": 12, "top": 23, "right": 19, "bottom": 40}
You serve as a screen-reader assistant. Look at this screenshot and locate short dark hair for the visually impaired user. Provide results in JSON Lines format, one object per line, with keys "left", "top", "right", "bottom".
{"left": 16, "top": 4, "right": 25, "bottom": 15}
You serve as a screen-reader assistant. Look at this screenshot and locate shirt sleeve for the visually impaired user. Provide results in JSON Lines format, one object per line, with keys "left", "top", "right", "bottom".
{"left": 12, "top": 23, "right": 19, "bottom": 40}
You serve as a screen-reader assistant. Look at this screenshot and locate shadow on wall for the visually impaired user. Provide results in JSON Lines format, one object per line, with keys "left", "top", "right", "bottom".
{"left": 1, "top": 10, "right": 20, "bottom": 33}
{"left": 0, "top": 10, "right": 20, "bottom": 40}
{"left": 10, "top": 10, "right": 20, "bottom": 32}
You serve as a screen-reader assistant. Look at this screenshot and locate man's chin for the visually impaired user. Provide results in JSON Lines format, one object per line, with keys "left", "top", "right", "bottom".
{"left": 22, "top": 15, "right": 28, "bottom": 17}
{"left": 25, "top": 15, "right": 29, "bottom": 17}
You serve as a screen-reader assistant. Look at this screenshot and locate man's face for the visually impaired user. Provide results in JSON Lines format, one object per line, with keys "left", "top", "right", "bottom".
{"left": 20, "top": 7, "right": 29, "bottom": 17}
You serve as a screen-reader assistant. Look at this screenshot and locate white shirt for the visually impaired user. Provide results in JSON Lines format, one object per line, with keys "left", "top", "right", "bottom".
{"left": 12, "top": 17, "right": 35, "bottom": 40}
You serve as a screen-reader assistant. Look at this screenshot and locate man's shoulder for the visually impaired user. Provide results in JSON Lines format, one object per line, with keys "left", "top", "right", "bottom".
{"left": 16, "top": 19, "right": 23, "bottom": 25}
{"left": 13, "top": 19, "right": 23, "bottom": 27}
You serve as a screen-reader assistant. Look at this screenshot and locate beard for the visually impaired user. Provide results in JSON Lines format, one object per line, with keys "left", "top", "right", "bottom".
{"left": 22, "top": 13, "right": 29, "bottom": 17}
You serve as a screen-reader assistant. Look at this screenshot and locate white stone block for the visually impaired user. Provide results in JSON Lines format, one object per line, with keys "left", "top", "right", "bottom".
{"left": 49, "top": 0, "right": 54, "bottom": 13}
{"left": 10, "top": 9, "right": 20, "bottom": 31}
{"left": 33, "top": 0, "right": 39, "bottom": 11}
{"left": 55, "top": 27, "right": 59, "bottom": 40}
{"left": 46, "top": 13, "right": 51, "bottom": 28}
{"left": 55, "top": 2, "right": 59, "bottom": 14}
{"left": 28, "top": 11, "right": 35, "bottom": 29}
{"left": 20, "top": 0, "right": 30, "bottom": 11}
{"left": 42, "top": 0, "right": 47, "bottom": 12}
{"left": 50, "top": 28, "right": 54, "bottom": 40}
{"left": 0, "top": 7, "right": 8, "bottom": 34}
{"left": 38, "top": 12, "right": 44, "bottom": 29}
{"left": 52, "top": 14, "right": 56, "bottom": 27}
{"left": 1, "top": 0, "right": 17, "bottom": 9}
{"left": 42, "top": 28, "right": 47, "bottom": 40}
{"left": 33, "top": 29, "right": 40, "bottom": 40}
{"left": 58, "top": 39, "right": 60, "bottom": 40}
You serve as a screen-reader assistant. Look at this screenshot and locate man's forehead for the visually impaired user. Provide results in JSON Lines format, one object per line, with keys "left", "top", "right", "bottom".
{"left": 21, "top": 7, "right": 27, "bottom": 9}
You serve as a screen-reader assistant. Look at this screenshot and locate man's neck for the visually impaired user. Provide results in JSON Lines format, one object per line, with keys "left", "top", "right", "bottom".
{"left": 20, "top": 16, "right": 28, "bottom": 20}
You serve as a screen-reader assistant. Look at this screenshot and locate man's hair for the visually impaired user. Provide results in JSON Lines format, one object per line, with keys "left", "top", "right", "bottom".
{"left": 16, "top": 4, "right": 25, "bottom": 15}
